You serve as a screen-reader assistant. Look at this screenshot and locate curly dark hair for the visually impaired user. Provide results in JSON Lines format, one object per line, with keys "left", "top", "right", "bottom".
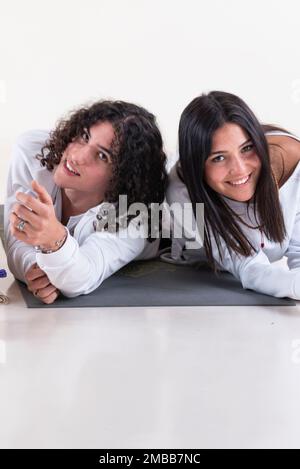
{"left": 37, "top": 100, "right": 167, "bottom": 239}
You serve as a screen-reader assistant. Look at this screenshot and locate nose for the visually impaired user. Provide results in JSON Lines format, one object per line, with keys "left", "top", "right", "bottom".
{"left": 71, "top": 145, "right": 93, "bottom": 166}
{"left": 228, "top": 155, "right": 247, "bottom": 176}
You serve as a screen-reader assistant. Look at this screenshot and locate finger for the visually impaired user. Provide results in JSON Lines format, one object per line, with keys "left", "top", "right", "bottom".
{"left": 12, "top": 202, "right": 40, "bottom": 225}
{"left": 10, "top": 213, "right": 38, "bottom": 241}
{"left": 15, "top": 191, "right": 48, "bottom": 217}
{"left": 27, "top": 275, "right": 51, "bottom": 291}
{"left": 31, "top": 180, "right": 53, "bottom": 206}
{"left": 10, "top": 212, "right": 50, "bottom": 247}
{"left": 24, "top": 263, "right": 40, "bottom": 280}
{"left": 36, "top": 284, "right": 58, "bottom": 299}
{"left": 26, "top": 267, "right": 48, "bottom": 282}
{"left": 41, "top": 290, "right": 59, "bottom": 305}
{"left": 10, "top": 217, "right": 28, "bottom": 242}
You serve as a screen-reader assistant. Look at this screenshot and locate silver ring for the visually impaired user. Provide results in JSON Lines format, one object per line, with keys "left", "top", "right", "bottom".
{"left": 17, "top": 219, "right": 26, "bottom": 232}
{"left": 33, "top": 290, "right": 39, "bottom": 297}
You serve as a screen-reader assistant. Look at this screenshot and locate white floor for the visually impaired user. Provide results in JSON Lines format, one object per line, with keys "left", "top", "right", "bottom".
{"left": 1, "top": 241, "right": 300, "bottom": 449}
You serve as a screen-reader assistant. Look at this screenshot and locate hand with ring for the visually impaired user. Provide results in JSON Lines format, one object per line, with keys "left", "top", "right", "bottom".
{"left": 16, "top": 219, "right": 26, "bottom": 232}
{"left": 25, "top": 263, "right": 60, "bottom": 304}
{"left": 9, "top": 179, "right": 66, "bottom": 251}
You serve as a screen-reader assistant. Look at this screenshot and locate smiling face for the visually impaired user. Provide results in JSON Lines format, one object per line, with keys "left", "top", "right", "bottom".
{"left": 53, "top": 121, "right": 115, "bottom": 206}
{"left": 204, "top": 123, "right": 262, "bottom": 202}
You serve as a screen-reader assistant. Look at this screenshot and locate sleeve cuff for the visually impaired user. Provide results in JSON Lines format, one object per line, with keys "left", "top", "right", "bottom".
{"left": 36, "top": 228, "right": 77, "bottom": 269}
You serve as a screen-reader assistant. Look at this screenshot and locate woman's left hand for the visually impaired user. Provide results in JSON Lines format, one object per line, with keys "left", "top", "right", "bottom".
{"left": 10, "top": 180, "right": 66, "bottom": 251}
{"left": 25, "top": 263, "right": 60, "bottom": 304}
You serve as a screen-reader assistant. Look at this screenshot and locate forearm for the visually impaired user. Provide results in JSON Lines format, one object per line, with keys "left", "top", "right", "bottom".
{"left": 213, "top": 240, "right": 300, "bottom": 299}
{"left": 5, "top": 228, "right": 37, "bottom": 283}
{"left": 286, "top": 245, "right": 300, "bottom": 270}
{"left": 35, "top": 230, "right": 146, "bottom": 298}
{"left": 240, "top": 261, "right": 300, "bottom": 299}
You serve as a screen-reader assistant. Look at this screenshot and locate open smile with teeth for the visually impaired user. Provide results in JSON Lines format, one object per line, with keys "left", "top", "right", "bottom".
{"left": 64, "top": 159, "right": 80, "bottom": 176}
{"left": 227, "top": 173, "right": 251, "bottom": 186}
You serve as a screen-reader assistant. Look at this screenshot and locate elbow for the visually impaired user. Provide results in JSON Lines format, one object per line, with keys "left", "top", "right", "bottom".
{"left": 59, "top": 280, "right": 103, "bottom": 298}
{"left": 49, "top": 265, "right": 105, "bottom": 299}
{"left": 6, "top": 257, "right": 27, "bottom": 284}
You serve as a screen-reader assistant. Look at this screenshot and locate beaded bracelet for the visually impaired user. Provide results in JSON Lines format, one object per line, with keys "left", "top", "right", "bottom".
{"left": 34, "top": 228, "right": 68, "bottom": 254}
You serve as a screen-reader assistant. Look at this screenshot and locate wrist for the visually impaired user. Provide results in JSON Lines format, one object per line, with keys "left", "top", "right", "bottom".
{"left": 35, "top": 226, "right": 68, "bottom": 254}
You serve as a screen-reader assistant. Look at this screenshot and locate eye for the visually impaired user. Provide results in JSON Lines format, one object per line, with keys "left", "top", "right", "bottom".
{"left": 211, "top": 155, "right": 225, "bottom": 163}
{"left": 241, "top": 143, "right": 254, "bottom": 153}
{"left": 98, "top": 151, "right": 109, "bottom": 163}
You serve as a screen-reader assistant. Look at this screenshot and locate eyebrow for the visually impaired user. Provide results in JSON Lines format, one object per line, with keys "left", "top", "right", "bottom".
{"left": 97, "top": 144, "right": 113, "bottom": 157}
{"left": 210, "top": 138, "right": 252, "bottom": 155}
{"left": 84, "top": 128, "right": 113, "bottom": 156}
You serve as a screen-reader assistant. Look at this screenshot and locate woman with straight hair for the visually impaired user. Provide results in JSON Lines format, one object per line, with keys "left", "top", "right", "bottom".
{"left": 167, "top": 91, "right": 300, "bottom": 299}
{"left": 5, "top": 100, "right": 167, "bottom": 303}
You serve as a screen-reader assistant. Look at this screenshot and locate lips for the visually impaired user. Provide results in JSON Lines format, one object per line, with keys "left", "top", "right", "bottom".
{"left": 63, "top": 159, "right": 80, "bottom": 176}
{"left": 227, "top": 173, "right": 251, "bottom": 186}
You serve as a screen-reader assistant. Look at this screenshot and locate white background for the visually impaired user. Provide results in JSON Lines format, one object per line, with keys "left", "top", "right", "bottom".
{"left": 1, "top": 1, "right": 300, "bottom": 449}
{"left": 1, "top": 0, "right": 300, "bottom": 202}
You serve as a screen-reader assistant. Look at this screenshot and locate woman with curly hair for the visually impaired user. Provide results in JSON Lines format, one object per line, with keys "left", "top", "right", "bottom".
{"left": 167, "top": 91, "right": 300, "bottom": 299}
{"left": 5, "top": 100, "right": 167, "bottom": 303}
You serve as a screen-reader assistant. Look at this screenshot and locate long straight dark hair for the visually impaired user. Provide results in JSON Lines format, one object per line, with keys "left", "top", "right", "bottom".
{"left": 179, "top": 91, "right": 286, "bottom": 269}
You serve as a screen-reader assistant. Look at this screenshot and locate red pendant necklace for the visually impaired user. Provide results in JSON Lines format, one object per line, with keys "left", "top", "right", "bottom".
{"left": 234, "top": 170, "right": 278, "bottom": 250}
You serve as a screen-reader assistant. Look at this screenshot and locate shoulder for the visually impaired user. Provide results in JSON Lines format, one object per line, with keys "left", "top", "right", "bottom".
{"left": 7, "top": 129, "right": 54, "bottom": 193}
{"left": 266, "top": 132, "right": 300, "bottom": 187}
{"left": 13, "top": 129, "right": 50, "bottom": 155}
{"left": 10, "top": 129, "right": 51, "bottom": 175}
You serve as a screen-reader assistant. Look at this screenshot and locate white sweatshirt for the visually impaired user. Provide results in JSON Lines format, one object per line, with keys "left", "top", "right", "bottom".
{"left": 4, "top": 130, "right": 159, "bottom": 297}
{"left": 166, "top": 131, "right": 300, "bottom": 300}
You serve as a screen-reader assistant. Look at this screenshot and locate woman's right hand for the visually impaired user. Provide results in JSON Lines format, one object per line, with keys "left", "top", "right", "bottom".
{"left": 25, "top": 263, "right": 60, "bottom": 304}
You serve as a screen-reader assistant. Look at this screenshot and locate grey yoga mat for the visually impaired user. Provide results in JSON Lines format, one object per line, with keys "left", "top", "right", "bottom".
{"left": 17, "top": 259, "right": 295, "bottom": 308}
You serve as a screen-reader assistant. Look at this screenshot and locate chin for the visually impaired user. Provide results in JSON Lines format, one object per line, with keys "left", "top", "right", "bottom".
{"left": 222, "top": 185, "right": 255, "bottom": 202}
{"left": 229, "top": 192, "right": 254, "bottom": 203}
{"left": 236, "top": 196, "right": 252, "bottom": 202}
{"left": 53, "top": 174, "right": 64, "bottom": 188}
{"left": 53, "top": 168, "right": 71, "bottom": 189}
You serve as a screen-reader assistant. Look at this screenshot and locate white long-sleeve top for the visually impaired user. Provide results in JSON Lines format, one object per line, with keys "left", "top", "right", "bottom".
{"left": 166, "top": 131, "right": 300, "bottom": 300}
{"left": 4, "top": 130, "right": 159, "bottom": 297}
